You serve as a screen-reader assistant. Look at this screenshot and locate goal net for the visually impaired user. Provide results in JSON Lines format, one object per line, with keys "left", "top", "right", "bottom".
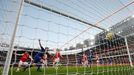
{"left": 1, "top": 0, "right": 134, "bottom": 75}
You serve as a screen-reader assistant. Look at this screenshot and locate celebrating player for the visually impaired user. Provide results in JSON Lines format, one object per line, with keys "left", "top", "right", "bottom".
{"left": 52, "top": 48, "right": 63, "bottom": 68}
{"left": 82, "top": 53, "right": 88, "bottom": 67}
{"left": 34, "top": 39, "right": 50, "bottom": 72}
{"left": 16, "top": 51, "right": 33, "bottom": 72}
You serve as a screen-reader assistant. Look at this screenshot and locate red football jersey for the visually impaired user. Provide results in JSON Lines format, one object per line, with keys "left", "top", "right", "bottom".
{"left": 20, "top": 53, "right": 29, "bottom": 62}
{"left": 55, "top": 51, "right": 61, "bottom": 58}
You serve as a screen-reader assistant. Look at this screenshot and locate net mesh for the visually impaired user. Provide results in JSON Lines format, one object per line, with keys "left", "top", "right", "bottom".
{"left": 1, "top": 0, "right": 134, "bottom": 75}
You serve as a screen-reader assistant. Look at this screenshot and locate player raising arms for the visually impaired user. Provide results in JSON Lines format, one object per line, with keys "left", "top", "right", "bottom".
{"left": 34, "top": 39, "right": 50, "bottom": 72}
{"left": 82, "top": 53, "right": 88, "bottom": 67}
{"left": 16, "top": 51, "right": 33, "bottom": 72}
{"left": 52, "top": 48, "right": 63, "bottom": 68}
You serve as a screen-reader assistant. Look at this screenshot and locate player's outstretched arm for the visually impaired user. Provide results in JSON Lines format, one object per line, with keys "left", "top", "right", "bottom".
{"left": 38, "top": 39, "right": 45, "bottom": 52}
{"left": 39, "top": 39, "right": 42, "bottom": 47}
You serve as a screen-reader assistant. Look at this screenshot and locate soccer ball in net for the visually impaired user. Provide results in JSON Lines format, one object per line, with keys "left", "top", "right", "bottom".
{"left": 105, "top": 32, "right": 114, "bottom": 40}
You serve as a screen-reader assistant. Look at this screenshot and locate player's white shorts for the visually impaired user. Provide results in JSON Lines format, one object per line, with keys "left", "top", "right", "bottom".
{"left": 18, "top": 60, "right": 28, "bottom": 66}
{"left": 54, "top": 58, "right": 60, "bottom": 63}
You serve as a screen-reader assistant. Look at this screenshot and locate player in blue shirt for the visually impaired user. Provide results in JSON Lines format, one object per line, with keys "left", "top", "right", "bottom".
{"left": 34, "top": 39, "right": 49, "bottom": 72}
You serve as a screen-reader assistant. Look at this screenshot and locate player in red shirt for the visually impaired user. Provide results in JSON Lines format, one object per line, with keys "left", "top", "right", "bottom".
{"left": 82, "top": 53, "right": 88, "bottom": 67}
{"left": 52, "top": 48, "right": 63, "bottom": 68}
{"left": 16, "top": 51, "right": 33, "bottom": 72}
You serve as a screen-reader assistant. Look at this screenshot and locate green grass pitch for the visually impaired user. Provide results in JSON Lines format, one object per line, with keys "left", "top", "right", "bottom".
{"left": 0, "top": 65, "right": 134, "bottom": 75}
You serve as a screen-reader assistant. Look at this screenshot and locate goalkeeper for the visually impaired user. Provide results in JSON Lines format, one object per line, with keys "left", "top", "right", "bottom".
{"left": 34, "top": 39, "right": 50, "bottom": 72}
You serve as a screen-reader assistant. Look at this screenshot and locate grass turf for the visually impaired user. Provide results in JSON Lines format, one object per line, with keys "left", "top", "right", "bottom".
{"left": 0, "top": 65, "right": 134, "bottom": 75}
